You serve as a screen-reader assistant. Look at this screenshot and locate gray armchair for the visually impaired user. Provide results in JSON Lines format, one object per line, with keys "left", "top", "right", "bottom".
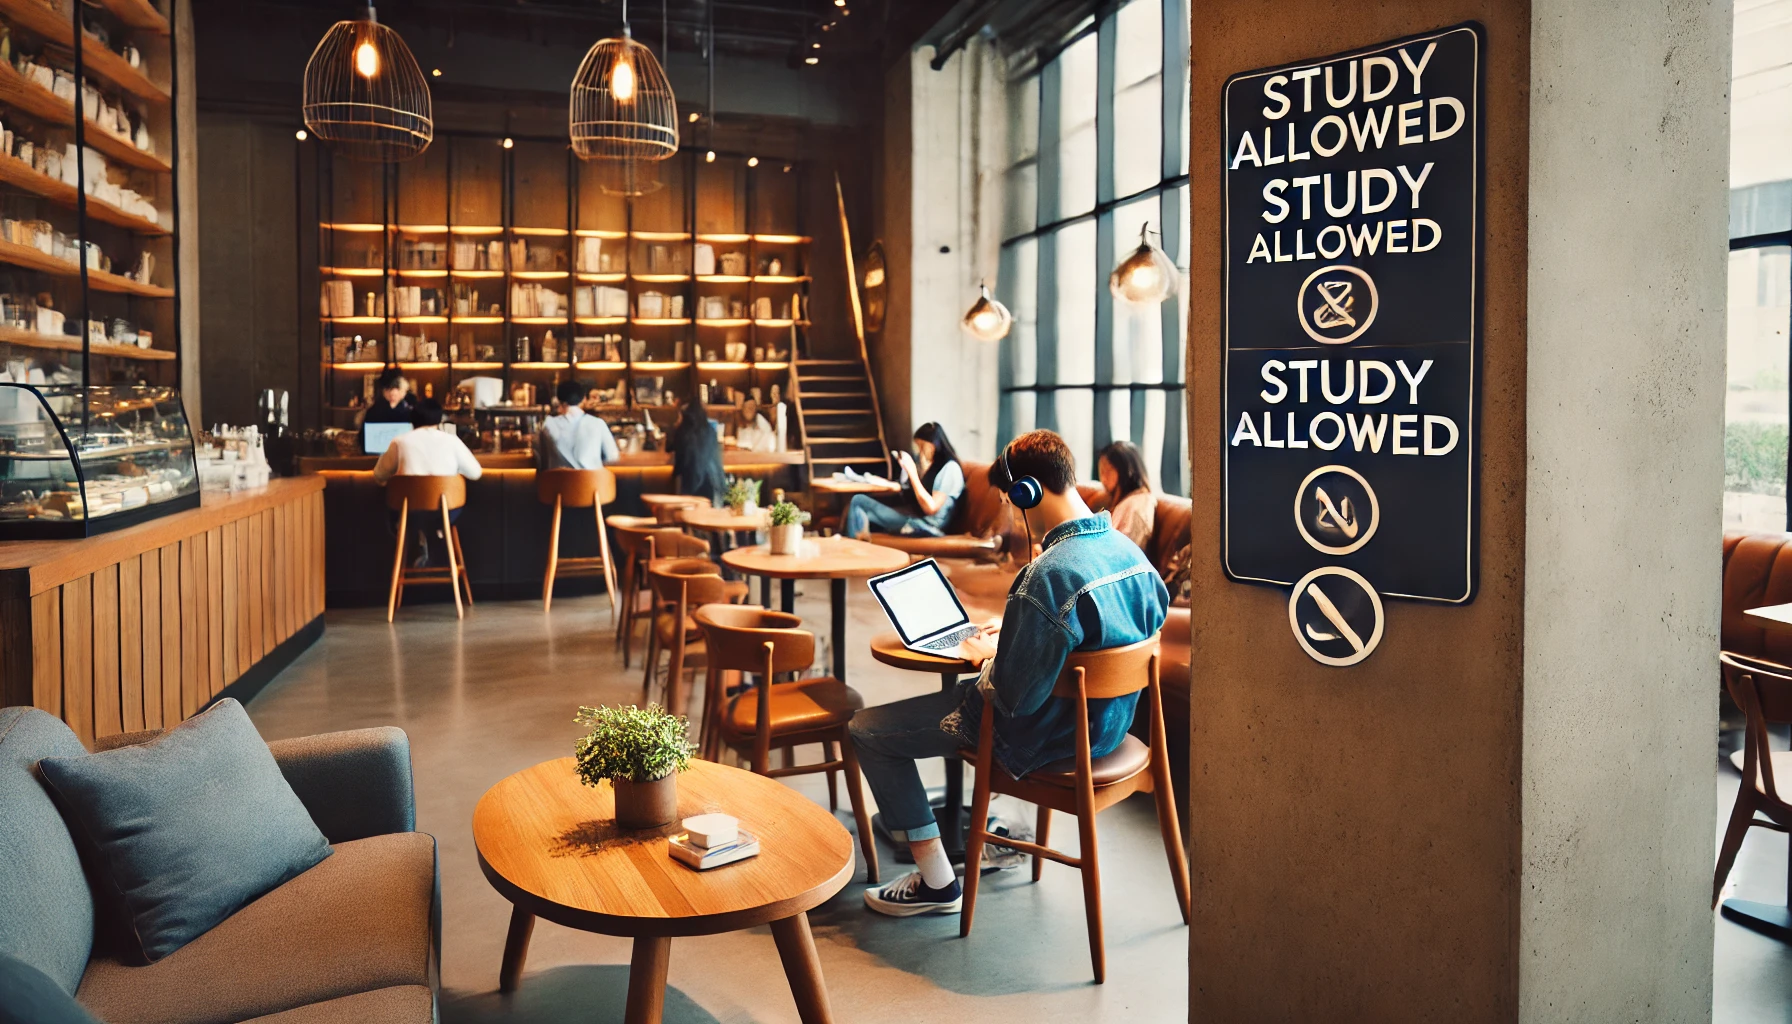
{"left": 1, "top": 708, "right": 440, "bottom": 1024}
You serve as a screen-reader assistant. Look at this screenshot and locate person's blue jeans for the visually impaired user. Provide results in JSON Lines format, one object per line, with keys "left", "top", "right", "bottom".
{"left": 843, "top": 494, "right": 942, "bottom": 539}
{"left": 847, "top": 686, "right": 967, "bottom": 843}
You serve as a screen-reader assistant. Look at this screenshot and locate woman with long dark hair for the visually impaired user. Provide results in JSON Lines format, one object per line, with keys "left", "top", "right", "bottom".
{"left": 669, "top": 399, "right": 726, "bottom": 504}
{"left": 843, "top": 421, "right": 967, "bottom": 539}
{"left": 1097, "top": 440, "right": 1155, "bottom": 549}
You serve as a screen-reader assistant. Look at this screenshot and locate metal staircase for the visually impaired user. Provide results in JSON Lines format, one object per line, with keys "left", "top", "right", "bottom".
{"left": 791, "top": 177, "right": 892, "bottom": 484}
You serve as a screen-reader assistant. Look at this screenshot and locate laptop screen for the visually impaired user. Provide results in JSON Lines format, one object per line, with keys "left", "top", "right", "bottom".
{"left": 363, "top": 421, "right": 413, "bottom": 454}
{"left": 868, "top": 559, "right": 971, "bottom": 644}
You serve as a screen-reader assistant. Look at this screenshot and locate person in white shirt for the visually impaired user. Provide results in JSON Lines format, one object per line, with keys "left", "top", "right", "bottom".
{"left": 372, "top": 399, "right": 484, "bottom": 484}
{"left": 733, "top": 396, "right": 777, "bottom": 453}
{"left": 373, "top": 398, "right": 481, "bottom": 567}
{"left": 538, "top": 379, "right": 619, "bottom": 470}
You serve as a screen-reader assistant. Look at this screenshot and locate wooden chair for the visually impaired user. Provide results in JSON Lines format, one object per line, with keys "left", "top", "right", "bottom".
{"left": 604, "top": 514, "right": 658, "bottom": 641}
{"left": 693, "top": 604, "right": 878, "bottom": 883}
{"left": 958, "top": 633, "right": 1189, "bottom": 984}
{"left": 1715, "top": 651, "right": 1792, "bottom": 908}
{"left": 640, "top": 560, "right": 747, "bottom": 717}
{"left": 611, "top": 524, "right": 710, "bottom": 667}
{"left": 538, "top": 468, "right": 620, "bottom": 616}
{"left": 385, "top": 474, "right": 473, "bottom": 622}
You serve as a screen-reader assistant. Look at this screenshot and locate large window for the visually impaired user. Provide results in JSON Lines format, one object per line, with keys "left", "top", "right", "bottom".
{"left": 996, "top": 0, "right": 1190, "bottom": 494}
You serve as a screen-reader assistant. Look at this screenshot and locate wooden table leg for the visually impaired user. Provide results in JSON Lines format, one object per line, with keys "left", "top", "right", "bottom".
{"left": 624, "top": 934, "right": 672, "bottom": 1024}
{"left": 770, "top": 913, "right": 836, "bottom": 1024}
{"left": 760, "top": 573, "right": 773, "bottom": 609}
{"left": 498, "top": 905, "right": 534, "bottom": 993}
{"left": 782, "top": 578, "right": 797, "bottom": 614}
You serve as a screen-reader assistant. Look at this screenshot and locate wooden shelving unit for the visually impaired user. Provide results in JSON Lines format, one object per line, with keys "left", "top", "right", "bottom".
{"left": 314, "top": 138, "right": 810, "bottom": 436}
{"left": 0, "top": 0, "right": 182, "bottom": 381}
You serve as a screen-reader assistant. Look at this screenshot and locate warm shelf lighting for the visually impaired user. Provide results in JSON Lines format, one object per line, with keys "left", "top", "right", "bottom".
{"left": 1108, "top": 221, "right": 1179, "bottom": 305}
{"left": 302, "top": 5, "right": 433, "bottom": 162}
{"left": 688, "top": 111, "right": 700, "bottom": 122}
{"left": 295, "top": 129, "right": 307, "bottom": 141}
{"left": 962, "top": 281, "right": 1012, "bottom": 342}
{"left": 804, "top": 56, "right": 819, "bottom": 65}
{"left": 431, "top": 68, "right": 442, "bottom": 77}
{"left": 747, "top": 156, "right": 758, "bottom": 167}
{"left": 502, "top": 137, "right": 514, "bottom": 149}
{"left": 705, "top": 150, "right": 716, "bottom": 163}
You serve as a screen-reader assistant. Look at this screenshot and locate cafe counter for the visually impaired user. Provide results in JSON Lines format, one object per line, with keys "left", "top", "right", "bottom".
{"left": 0, "top": 477, "right": 326, "bottom": 747}
{"left": 299, "top": 449, "right": 803, "bottom": 607}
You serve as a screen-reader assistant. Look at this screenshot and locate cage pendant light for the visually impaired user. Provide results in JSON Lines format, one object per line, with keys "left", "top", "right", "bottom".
{"left": 570, "top": 3, "right": 679, "bottom": 162}
{"left": 302, "top": 6, "right": 433, "bottom": 162}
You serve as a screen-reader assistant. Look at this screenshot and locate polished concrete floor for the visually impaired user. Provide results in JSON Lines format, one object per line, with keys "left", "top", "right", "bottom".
{"left": 246, "top": 583, "right": 1191, "bottom": 1024}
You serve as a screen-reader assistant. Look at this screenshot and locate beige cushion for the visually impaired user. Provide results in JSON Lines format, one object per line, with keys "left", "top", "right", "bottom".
{"left": 77, "top": 833, "right": 436, "bottom": 1024}
{"left": 240, "top": 986, "right": 433, "bottom": 1023}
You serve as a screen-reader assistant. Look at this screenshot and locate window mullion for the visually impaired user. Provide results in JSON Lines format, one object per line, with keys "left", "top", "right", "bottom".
{"left": 1093, "top": 9, "right": 1118, "bottom": 456}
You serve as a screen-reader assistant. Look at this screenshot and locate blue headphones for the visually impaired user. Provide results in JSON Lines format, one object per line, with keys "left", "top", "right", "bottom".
{"left": 1000, "top": 444, "right": 1043, "bottom": 510}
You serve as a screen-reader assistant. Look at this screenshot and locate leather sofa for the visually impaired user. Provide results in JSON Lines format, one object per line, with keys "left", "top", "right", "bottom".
{"left": 1723, "top": 531, "right": 1792, "bottom": 665}
{"left": 859, "top": 460, "right": 1015, "bottom": 562}
{"left": 0, "top": 708, "right": 439, "bottom": 1023}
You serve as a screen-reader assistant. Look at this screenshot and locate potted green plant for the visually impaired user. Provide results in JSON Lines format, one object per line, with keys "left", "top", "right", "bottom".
{"left": 766, "top": 500, "right": 810, "bottom": 555}
{"left": 573, "top": 704, "right": 692, "bottom": 828}
{"left": 723, "top": 477, "right": 762, "bottom": 514}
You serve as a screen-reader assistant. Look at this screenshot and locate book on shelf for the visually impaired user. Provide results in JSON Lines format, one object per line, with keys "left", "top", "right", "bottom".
{"left": 667, "top": 829, "right": 761, "bottom": 871}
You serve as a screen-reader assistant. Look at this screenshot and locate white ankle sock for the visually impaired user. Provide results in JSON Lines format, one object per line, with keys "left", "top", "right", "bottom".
{"left": 913, "top": 842, "right": 955, "bottom": 889}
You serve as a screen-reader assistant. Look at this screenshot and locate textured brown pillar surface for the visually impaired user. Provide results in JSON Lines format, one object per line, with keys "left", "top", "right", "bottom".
{"left": 1187, "top": 3, "right": 1530, "bottom": 1019}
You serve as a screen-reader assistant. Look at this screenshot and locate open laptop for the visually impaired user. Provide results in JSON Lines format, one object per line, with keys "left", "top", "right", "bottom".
{"left": 867, "top": 558, "right": 982, "bottom": 657}
{"left": 363, "top": 421, "right": 412, "bottom": 454}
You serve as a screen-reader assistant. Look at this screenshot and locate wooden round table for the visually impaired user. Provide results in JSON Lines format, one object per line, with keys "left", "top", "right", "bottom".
{"left": 869, "top": 633, "right": 980, "bottom": 859}
{"left": 474, "top": 757, "right": 855, "bottom": 1024}
{"left": 722, "top": 536, "right": 909, "bottom": 681}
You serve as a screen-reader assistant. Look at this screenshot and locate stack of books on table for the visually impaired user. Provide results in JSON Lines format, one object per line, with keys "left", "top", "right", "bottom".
{"left": 668, "top": 829, "right": 760, "bottom": 871}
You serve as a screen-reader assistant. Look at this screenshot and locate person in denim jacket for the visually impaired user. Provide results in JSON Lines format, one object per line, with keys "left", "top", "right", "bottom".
{"left": 852, "top": 429, "right": 1169, "bottom": 917}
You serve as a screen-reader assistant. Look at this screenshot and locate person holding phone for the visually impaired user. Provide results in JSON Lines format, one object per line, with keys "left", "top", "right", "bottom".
{"left": 842, "top": 421, "right": 965, "bottom": 539}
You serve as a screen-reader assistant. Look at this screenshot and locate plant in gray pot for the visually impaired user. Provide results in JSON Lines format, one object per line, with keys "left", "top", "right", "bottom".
{"left": 573, "top": 704, "right": 692, "bottom": 829}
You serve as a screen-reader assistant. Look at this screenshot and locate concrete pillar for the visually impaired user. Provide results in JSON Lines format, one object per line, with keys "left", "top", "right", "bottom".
{"left": 1186, "top": 1, "right": 1727, "bottom": 1019}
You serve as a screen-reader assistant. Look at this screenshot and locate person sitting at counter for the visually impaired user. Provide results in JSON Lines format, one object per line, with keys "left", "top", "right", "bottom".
{"left": 850, "top": 429, "right": 1169, "bottom": 916}
{"left": 358, "top": 369, "right": 415, "bottom": 447}
{"left": 733, "top": 396, "right": 778, "bottom": 453}
{"left": 669, "top": 398, "right": 725, "bottom": 504}
{"left": 538, "top": 379, "right": 619, "bottom": 470}
{"left": 842, "top": 421, "right": 965, "bottom": 539}
{"left": 374, "top": 398, "right": 482, "bottom": 567}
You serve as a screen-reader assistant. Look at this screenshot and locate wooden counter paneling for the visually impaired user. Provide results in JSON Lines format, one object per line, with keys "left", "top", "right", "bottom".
{"left": 0, "top": 477, "right": 325, "bottom": 745}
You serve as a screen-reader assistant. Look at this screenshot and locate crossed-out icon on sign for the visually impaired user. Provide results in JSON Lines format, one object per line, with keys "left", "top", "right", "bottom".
{"left": 1296, "top": 264, "right": 1378, "bottom": 345}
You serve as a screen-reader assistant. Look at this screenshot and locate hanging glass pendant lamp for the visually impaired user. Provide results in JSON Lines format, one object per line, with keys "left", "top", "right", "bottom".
{"left": 302, "top": 5, "right": 433, "bottom": 162}
{"left": 570, "top": 0, "right": 679, "bottom": 161}
{"left": 962, "top": 281, "right": 1013, "bottom": 342}
{"left": 1109, "top": 222, "right": 1180, "bottom": 305}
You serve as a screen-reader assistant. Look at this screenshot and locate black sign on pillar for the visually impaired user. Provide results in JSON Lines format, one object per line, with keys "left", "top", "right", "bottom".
{"left": 1222, "top": 24, "right": 1484, "bottom": 647}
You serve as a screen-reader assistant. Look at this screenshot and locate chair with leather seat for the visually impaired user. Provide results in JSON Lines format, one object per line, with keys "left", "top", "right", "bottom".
{"left": 611, "top": 524, "right": 711, "bottom": 667}
{"left": 384, "top": 475, "right": 472, "bottom": 622}
{"left": 1715, "top": 651, "right": 1792, "bottom": 909}
{"left": 958, "top": 632, "right": 1189, "bottom": 984}
{"left": 693, "top": 604, "right": 878, "bottom": 883}
{"left": 537, "top": 468, "right": 620, "bottom": 615}
{"left": 641, "top": 560, "right": 747, "bottom": 720}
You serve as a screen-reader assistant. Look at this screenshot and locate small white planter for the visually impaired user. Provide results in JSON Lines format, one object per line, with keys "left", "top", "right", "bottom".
{"left": 768, "top": 522, "right": 803, "bottom": 555}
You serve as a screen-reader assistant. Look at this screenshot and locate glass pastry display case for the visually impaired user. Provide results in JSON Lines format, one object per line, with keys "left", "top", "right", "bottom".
{"left": 0, "top": 385, "right": 200, "bottom": 538}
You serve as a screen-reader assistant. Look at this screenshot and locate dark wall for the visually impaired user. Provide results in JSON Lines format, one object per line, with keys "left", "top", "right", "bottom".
{"left": 196, "top": 114, "right": 302, "bottom": 430}
{"left": 1186, "top": 1, "right": 1531, "bottom": 1020}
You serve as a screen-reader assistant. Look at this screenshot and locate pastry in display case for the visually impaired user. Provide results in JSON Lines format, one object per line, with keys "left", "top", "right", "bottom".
{"left": 0, "top": 385, "right": 201, "bottom": 538}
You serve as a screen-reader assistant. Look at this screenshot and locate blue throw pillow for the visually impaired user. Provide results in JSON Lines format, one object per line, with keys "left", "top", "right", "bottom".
{"left": 37, "top": 699, "right": 332, "bottom": 963}
{"left": 0, "top": 952, "right": 101, "bottom": 1024}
